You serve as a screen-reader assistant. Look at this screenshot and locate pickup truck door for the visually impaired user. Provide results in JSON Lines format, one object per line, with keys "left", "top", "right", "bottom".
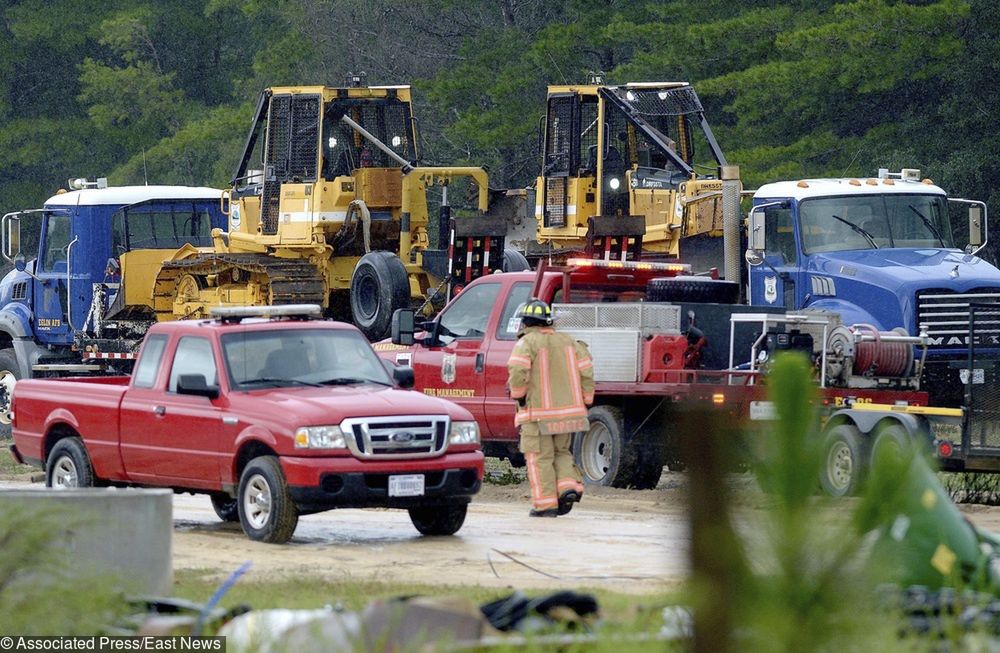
{"left": 407, "top": 281, "right": 504, "bottom": 425}
{"left": 119, "top": 335, "right": 223, "bottom": 488}
{"left": 482, "top": 281, "right": 533, "bottom": 440}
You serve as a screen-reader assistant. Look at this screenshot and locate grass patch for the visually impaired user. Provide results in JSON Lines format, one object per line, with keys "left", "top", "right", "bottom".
{"left": 0, "top": 445, "right": 35, "bottom": 480}
{"left": 173, "top": 569, "right": 673, "bottom": 629}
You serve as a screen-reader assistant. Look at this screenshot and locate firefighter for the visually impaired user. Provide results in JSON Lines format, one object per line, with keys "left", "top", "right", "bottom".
{"left": 507, "top": 299, "right": 594, "bottom": 517}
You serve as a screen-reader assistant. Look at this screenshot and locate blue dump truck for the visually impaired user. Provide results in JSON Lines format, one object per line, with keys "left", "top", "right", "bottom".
{"left": 742, "top": 168, "right": 1000, "bottom": 488}
{"left": 0, "top": 179, "right": 226, "bottom": 435}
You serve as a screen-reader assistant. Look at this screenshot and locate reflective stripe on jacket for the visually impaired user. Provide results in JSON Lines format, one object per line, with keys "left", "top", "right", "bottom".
{"left": 507, "top": 326, "right": 595, "bottom": 435}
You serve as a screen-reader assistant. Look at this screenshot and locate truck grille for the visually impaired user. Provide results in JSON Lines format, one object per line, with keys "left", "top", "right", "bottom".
{"left": 916, "top": 288, "right": 1000, "bottom": 348}
{"left": 341, "top": 415, "right": 449, "bottom": 459}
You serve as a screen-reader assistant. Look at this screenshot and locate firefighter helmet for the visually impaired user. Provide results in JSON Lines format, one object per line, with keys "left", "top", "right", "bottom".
{"left": 518, "top": 299, "right": 553, "bottom": 327}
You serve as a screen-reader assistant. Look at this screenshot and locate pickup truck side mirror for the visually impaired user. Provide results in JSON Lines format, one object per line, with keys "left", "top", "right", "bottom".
{"left": 176, "top": 374, "right": 220, "bottom": 399}
{"left": 392, "top": 308, "right": 415, "bottom": 346}
{"left": 392, "top": 365, "right": 415, "bottom": 389}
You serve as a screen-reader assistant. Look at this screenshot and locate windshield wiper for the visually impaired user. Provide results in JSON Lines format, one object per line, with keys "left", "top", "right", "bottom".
{"left": 318, "top": 377, "right": 391, "bottom": 386}
{"left": 238, "top": 377, "right": 323, "bottom": 388}
{"left": 909, "top": 205, "right": 945, "bottom": 247}
{"left": 832, "top": 214, "right": 879, "bottom": 249}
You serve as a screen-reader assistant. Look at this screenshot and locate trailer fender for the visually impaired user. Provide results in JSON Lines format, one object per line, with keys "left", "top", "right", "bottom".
{"left": 827, "top": 409, "right": 931, "bottom": 443}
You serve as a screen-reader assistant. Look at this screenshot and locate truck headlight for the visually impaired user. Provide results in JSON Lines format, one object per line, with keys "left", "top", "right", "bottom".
{"left": 295, "top": 425, "right": 347, "bottom": 449}
{"left": 449, "top": 421, "right": 480, "bottom": 445}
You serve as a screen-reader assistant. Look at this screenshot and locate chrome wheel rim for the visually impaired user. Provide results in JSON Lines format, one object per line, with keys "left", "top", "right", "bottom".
{"left": 243, "top": 474, "right": 272, "bottom": 529}
{"left": 0, "top": 370, "right": 16, "bottom": 425}
{"left": 581, "top": 422, "right": 613, "bottom": 483}
{"left": 52, "top": 456, "right": 78, "bottom": 489}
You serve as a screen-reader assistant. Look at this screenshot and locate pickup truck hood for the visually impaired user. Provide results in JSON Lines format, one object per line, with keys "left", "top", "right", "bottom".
{"left": 810, "top": 248, "right": 1000, "bottom": 294}
{"left": 234, "top": 384, "right": 469, "bottom": 425}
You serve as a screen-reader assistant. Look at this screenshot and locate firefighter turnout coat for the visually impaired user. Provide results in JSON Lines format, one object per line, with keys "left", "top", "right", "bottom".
{"left": 507, "top": 326, "right": 595, "bottom": 435}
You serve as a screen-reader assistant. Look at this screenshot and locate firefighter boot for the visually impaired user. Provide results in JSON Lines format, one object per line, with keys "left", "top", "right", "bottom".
{"left": 558, "top": 490, "right": 582, "bottom": 516}
{"left": 529, "top": 508, "right": 559, "bottom": 518}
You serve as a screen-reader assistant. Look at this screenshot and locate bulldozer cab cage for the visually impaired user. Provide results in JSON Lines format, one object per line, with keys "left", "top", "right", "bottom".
{"left": 230, "top": 86, "right": 418, "bottom": 235}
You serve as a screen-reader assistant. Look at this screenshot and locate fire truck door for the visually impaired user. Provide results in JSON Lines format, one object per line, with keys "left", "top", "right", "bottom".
{"left": 483, "top": 281, "right": 533, "bottom": 440}
{"left": 407, "top": 282, "right": 501, "bottom": 424}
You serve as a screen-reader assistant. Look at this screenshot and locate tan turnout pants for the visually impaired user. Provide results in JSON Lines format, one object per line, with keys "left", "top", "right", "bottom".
{"left": 520, "top": 429, "right": 585, "bottom": 511}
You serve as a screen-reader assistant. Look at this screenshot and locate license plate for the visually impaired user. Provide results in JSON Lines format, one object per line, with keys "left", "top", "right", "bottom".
{"left": 389, "top": 474, "right": 425, "bottom": 497}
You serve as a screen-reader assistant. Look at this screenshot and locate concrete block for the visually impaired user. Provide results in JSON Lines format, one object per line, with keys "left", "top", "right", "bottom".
{"left": 3, "top": 488, "right": 173, "bottom": 595}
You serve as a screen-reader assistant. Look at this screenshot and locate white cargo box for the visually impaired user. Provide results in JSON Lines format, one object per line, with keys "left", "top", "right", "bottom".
{"left": 557, "top": 328, "right": 641, "bottom": 382}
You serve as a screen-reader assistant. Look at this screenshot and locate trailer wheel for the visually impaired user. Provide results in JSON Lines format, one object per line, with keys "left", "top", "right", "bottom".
{"left": 502, "top": 248, "right": 530, "bottom": 272}
{"left": 0, "top": 348, "right": 21, "bottom": 440}
{"left": 819, "top": 424, "right": 866, "bottom": 497}
{"left": 351, "top": 251, "right": 410, "bottom": 341}
{"left": 574, "top": 405, "right": 642, "bottom": 488}
{"left": 46, "top": 437, "right": 95, "bottom": 489}
{"left": 210, "top": 493, "right": 240, "bottom": 522}
{"left": 408, "top": 503, "right": 468, "bottom": 536}
{"left": 871, "top": 423, "right": 915, "bottom": 467}
{"left": 647, "top": 276, "right": 740, "bottom": 304}
{"left": 238, "top": 456, "right": 299, "bottom": 543}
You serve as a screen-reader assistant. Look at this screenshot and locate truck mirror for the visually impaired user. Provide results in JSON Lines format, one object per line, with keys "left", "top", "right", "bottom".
{"left": 391, "top": 308, "right": 415, "bottom": 346}
{"left": 392, "top": 365, "right": 415, "bottom": 389}
{"left": 176, "top": 374, "right": 220, "bottom": 399}
{"left": 745, "top": 205, "right": 766, "bottom": 266}
{"left": 6, "top": 217, "right": 19, "bottom": 261}
{"left": 13, "top": 253, "right": 25, "bottom": 272}
{"left": 969, "top": 205, "right": 984, "bottom": 248}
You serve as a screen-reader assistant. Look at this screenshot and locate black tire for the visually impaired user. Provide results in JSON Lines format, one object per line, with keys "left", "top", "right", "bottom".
{"left": 502, "top": 248, "right": 530, "bottom": 272}
{"left": 46, "top": 437, "right": 95, "bottom": 489}
{"left": 573, "top": 405, "right": 644, "bottom": 488}
{"left": 819, "top": 424, "right": 866, "bottom": 497}
{"left": 408, "top": 503, "right": 468, "bottom": 536}
{"left": 237, "top": 456, "right": 298, "bottom": 543}
{"left": 350, "top": 251, "right": 410, "bottom": 341}
{"left": 647, "top": 276, "right": 740, "bottom": 304}
{"left": 210, "top": 493, "right": 240, "bottom": 522}
{"left": 0, "top": 348, "right": 21, "bottom": 440}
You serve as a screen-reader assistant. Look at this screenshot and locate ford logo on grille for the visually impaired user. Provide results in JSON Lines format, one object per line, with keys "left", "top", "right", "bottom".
{"left": 390, "top": 431, "right": 415, "bottom": 443}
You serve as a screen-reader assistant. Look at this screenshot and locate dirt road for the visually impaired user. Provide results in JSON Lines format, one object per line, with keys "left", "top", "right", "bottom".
{"left": 170, "top": 480, "right": 682, "bottom": 595}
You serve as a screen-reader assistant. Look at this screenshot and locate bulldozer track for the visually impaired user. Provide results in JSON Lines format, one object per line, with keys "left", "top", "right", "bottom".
{"left": 154, "top": 254, "right": 326, "bottom": 316}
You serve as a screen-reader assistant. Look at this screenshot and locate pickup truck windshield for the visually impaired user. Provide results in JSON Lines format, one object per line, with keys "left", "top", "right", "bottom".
{"left": 222, "top": 328, "right": 391, "bottom": 390}
{"left": 800, "top": 193, "right": 954, "bottom": 254}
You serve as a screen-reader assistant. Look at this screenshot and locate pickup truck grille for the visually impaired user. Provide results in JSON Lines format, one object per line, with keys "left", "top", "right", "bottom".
{"left": 341, "top": 415, "right": 449, "bottom": 459}
{"left": 916, "top": 288, "right": 1000, "bottom": 348}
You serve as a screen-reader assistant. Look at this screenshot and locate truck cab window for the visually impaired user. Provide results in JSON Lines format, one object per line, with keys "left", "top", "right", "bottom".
{"left": 168, "top": 337, "right": 217, "bottom": 392}
{"left": 765, "top": 206, "right": 796, "bottom": 264}
{"left": 133, "top": 334, "right": 168, "bottom": 388}
{"left": 496, "top": 283, "right": 533, "bottom": 339}
{"left": 437, "top": 283, "right": 502, "bottom": 344}
{"left": 41, "top": 214, "right": 71, "bottom": 272}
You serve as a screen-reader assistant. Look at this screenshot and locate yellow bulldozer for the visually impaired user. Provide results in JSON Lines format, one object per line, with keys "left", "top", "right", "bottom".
{"left": 151, "top": 77, "right": 523, "bottom": 339}
{"left": 515, "top": 79, "right": 737, "bottom": 267}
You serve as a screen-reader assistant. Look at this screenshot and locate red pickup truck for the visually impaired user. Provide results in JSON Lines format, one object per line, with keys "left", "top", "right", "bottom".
{"left": 10, "top": 306, "right": 483, "bottom": 543}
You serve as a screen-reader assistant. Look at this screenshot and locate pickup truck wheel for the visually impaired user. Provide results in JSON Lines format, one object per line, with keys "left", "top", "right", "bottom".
{"left": 819, "top": 424, "right": 866, "bottom": 497}
{"left": 238, "top": 457, "right": 298, "bottom": 543}
{"left": 0, "top": 348, "right": 21, "bottom": 439}
{"left": 408, "top": 503, "right": 468, "bottom": 536}
{"left": 46, "top": 438, "right": 95, "bottom": 489}
{"left": 574, "top": 405, "right": 640, "bottom": 488}
{"left": 210, "top": 493, "right": 240, "bottom": 522}
{"left": 351, "top": 251, "right": 410, "bottom": 341}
